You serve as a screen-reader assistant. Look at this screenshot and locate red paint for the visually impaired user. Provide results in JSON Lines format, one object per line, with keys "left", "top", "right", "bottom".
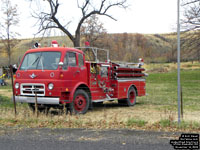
{"left": 84, "top": 41, "right": 90, "bottom": 47}
{"left": 14, "top": 45, "right": 146, "bottom": 113}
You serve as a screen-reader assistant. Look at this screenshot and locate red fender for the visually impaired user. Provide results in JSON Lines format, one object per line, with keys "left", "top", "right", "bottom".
{"left": 69, "top": 82, "right": 90, "bottom": 102}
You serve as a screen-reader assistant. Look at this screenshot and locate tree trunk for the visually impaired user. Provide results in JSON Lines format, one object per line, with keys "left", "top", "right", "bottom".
{"left": 73, "top": 32, "right": 81, "bottom": 47}
{"left": 7, "top": 39, "right": 11, "bottom": 65}
{"left": 8, "top": 53, "right": 11, "bottom": 65}
{"left": 73, "top": 38, "right": 80, "bottom": 47}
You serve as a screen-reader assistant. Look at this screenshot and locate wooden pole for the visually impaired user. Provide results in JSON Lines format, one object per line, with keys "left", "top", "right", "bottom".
{"left": 34, "top": 88, "right": 38, "bottom": 117}
{"left": 10, "top": 65, "right": 17, "bottom": 117}
{"left": 181, "top": 86, "right": 183, "bottom": 119}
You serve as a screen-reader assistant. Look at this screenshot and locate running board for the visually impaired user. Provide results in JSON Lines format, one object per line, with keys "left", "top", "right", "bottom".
{"left": 92, "top": 98, "right": 116, "bottom": 103}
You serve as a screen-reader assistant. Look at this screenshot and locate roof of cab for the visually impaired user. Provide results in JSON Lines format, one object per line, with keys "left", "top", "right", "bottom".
{"left": 26, "top": 47, "right": 83, "bottom": 54}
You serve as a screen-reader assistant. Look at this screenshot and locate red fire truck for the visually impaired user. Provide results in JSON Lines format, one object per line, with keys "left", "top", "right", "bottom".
{"left": 14, "top": 41, "right": 147, "bottom": 114}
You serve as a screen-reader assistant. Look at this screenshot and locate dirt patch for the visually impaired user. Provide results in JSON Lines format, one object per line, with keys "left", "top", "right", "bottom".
{"left": 0, "top": 89, "right": 12, "bottom": 98}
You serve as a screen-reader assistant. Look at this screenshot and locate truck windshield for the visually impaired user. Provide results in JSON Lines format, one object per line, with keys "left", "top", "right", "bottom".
{"left": 20, "top": 52, "right": 61, "bottom": 70}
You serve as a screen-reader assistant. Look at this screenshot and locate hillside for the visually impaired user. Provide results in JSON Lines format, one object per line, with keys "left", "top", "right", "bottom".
{"left": 0, "top": 32, "right": 193, "bottom": 66}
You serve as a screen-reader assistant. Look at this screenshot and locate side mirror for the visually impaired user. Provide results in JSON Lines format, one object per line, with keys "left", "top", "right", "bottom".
{"left": 58, "top": 62, "right": 64, "bottom": 66}
{"left": 13, "top": 64, "right": 18, "bottom": 73}
{"left": 58, "top": 62, "right": 64, "bottom": 70}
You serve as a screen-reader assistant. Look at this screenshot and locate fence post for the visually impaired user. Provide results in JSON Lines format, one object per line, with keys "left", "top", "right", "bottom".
{"left": 181, "top": 86, "right": 183, "bottom": 119}
{"left": 34, "top": 88, "right": 38, "bottom": 118}
{"left": 10, "top": 65, "right": 17, "bottom": 117}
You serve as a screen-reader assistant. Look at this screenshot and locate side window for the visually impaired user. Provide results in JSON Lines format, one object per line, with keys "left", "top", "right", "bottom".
{"left": 63, "top": 53, "right": 69, "bottom": 70}
{"left": 63, "top": 52, "right": 77, "bottom": 70}
{"left": 78, "top": 53, "right": 84, "bottom": 67}
{"left": 68, "top": 52, "right": 77, "bottom": 67}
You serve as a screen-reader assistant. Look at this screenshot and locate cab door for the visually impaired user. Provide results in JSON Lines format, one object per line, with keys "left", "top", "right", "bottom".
{"left": 62, "top": 52, "right": 87, "bottom": 91}
{"left": 77, "top": 53, "right": 87, "bottom": 84}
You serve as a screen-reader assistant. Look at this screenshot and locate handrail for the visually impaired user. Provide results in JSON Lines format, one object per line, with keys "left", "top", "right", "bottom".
{"left": 74, "top": 47, "right": 110, "bottom": 62}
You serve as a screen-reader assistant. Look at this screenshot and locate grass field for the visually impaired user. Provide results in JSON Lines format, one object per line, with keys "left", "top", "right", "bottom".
{"left": 0, "top": 62, "right": 200, "bottom": 131}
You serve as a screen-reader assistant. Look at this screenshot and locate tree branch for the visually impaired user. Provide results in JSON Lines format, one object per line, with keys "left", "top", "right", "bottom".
{"left": 182, "top": 0, "right": 200, "bottom": 6}
{"left": 31, "top": 0, "right": 128, "bottom": 47}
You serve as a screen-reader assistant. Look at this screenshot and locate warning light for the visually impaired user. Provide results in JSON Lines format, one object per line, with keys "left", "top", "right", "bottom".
{"left": 138, "top": 58, "right": 144, "bottom": 68}
{"left": 34, "top": 42, "right": 41, "bottom": 48}
{"left": 51, "top": 40, "right": 59, "bottom": 47}
{"left": 60, "top": 73, "right": 64, "bottom": 78}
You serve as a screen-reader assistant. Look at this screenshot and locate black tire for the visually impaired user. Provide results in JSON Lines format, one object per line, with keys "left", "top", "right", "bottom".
{"left": 70, "top": 89, "right": 90, "bottom": 114}
{"left": 92, "top": 102, "right": 104, "bottom": 107}
{"left": 126, "top": 87, "right": 137, "bottom": 106}
{"left": 118, "top": 99, "right": 127, "bottom": 105}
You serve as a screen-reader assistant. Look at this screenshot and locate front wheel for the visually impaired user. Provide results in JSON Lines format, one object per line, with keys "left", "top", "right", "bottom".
{"left": 70, "top": 89, "right": 90, "bottom": 114}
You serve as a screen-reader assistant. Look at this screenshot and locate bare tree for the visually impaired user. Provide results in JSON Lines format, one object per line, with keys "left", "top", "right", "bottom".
{"left": 181, "top": 32, "right": 200, "bottom": 61}
{"left": 182, "top": 0, "right": 200, "bottom": 30}
{"left": 0, "top": 0, "right": 19, "bottom": 65}
{"left": 182, "top": 0, "right": 200, "bottom": 6}
{"left": 182, "top": 0, "right": 200, "bottom": 61}
{"left": 30, "top": 0, "right": 128, "bottom": 47}
{"left": 81, "top": 15, "right": 107, "bottom": 46}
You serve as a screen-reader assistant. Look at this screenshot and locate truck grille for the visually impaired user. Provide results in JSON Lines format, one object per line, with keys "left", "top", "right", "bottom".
{"left": 20, "top": 83, "right": 45, "bottom": 96}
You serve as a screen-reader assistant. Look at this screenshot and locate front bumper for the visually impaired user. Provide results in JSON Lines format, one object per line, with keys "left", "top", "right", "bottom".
{"left": 14, "top": 96, "right": 60, "bottom": 105}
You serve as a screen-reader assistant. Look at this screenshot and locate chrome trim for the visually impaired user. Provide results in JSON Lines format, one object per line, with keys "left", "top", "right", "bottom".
{"left": 93, "top": 98, "right": 116, "bottom": 103}
{"left": 117, "top": 78, "right": 146, "bottom": 82}
{"left": 20, "top": 83, "right": 45, "bottom": 96}
{"left": 101, "top": 64, "right": 110, "bottom": 67}
{"left": 29, "top": 73, "right": 37, "bottom": 79}
{"left": 15, "top": 96, "right": 59, "bottom": 104}
{"left": 144, "top": 73, "right": 149, "bottom": 77}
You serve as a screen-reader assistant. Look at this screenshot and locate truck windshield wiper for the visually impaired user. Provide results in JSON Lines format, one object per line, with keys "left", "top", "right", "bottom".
{"left": 25, "top": 56, "right": 40, "bottom": 71}
{"left": 31, "top": 57, "right": 40, "bottom": 66}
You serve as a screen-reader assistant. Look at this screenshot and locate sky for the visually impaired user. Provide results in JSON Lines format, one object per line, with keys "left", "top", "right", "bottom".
{"left": 0, "top": 0, "right": 182, "bottom": 39}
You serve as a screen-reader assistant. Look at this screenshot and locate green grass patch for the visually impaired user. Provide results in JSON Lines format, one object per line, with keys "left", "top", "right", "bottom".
{"left": 158, "top": 119, "right": 200, "bottom": 130}
{"left": 0, "top": 95, "right": 13, "bottom": 108}
{"left": 126, "top": 118, "right": 147, "bottom": 127}
{"left": 139, "top": 69, "right": 200, "bottom": 111}
{"left": 0, "top": 85, "right": 12, "bottom": 90}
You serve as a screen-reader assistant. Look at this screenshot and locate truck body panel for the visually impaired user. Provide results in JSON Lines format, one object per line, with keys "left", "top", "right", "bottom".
{"left": 13, "top": 44, "right": 147, "bottom": 114}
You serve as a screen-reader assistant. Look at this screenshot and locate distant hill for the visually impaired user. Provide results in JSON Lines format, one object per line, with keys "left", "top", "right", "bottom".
{"left": 0, "top": 32, "right": 198, "bottom": 66}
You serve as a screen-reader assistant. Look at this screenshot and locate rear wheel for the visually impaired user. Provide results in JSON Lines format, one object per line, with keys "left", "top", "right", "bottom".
{"left": 118, "top": 87, "right": 136, "bottom": 106}
{"left": 70, "top": 89, "right": 89, "bottom": 114}
{"left": 126, "top": 87, "right": 137, "bottom": 106}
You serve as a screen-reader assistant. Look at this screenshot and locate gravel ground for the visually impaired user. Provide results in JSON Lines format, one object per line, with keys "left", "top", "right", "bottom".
{"left": 0, "top": 127, "right": 189, "bottom": 150}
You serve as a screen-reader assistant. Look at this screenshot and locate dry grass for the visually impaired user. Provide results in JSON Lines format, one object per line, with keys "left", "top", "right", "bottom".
{"left": 0, "top": 100, "right": 199, "bottom": 132}
{"left": 144, "top": 61, "right": 200, "bottom": 73}
{"left": 0, "top": 89, "right": 12, "bottom": 98}
{"left": 0, "top": 61, "right": 200, "bottom": 131}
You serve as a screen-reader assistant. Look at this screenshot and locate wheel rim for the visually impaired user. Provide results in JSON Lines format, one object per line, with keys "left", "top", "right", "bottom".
{"left": 74, "top": 95, "right": 87, "bottom": 112}
{"left": 129, "top": 90, "right": 136, "bottom": 104}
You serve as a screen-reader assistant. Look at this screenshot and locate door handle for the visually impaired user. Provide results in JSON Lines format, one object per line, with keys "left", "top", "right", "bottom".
{"left": 74, "top": 70, "right": 80, "bottom": 76}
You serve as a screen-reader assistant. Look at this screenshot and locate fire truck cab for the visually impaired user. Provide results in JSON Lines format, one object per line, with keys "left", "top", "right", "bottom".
{"left": 14, "top": 42, "right": 147, "bottom": 114}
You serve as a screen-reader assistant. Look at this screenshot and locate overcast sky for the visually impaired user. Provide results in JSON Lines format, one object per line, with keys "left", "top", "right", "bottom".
{"left": 0, "top": 0, "right": 182, "bottom": 39}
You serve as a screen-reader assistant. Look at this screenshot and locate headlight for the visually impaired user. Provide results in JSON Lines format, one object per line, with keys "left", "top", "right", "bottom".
{"left": 48, "top": 83, "right": 54, "bottom": 90}
{"left": 15, "top": 83, "right": 19, "bottom": 89}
